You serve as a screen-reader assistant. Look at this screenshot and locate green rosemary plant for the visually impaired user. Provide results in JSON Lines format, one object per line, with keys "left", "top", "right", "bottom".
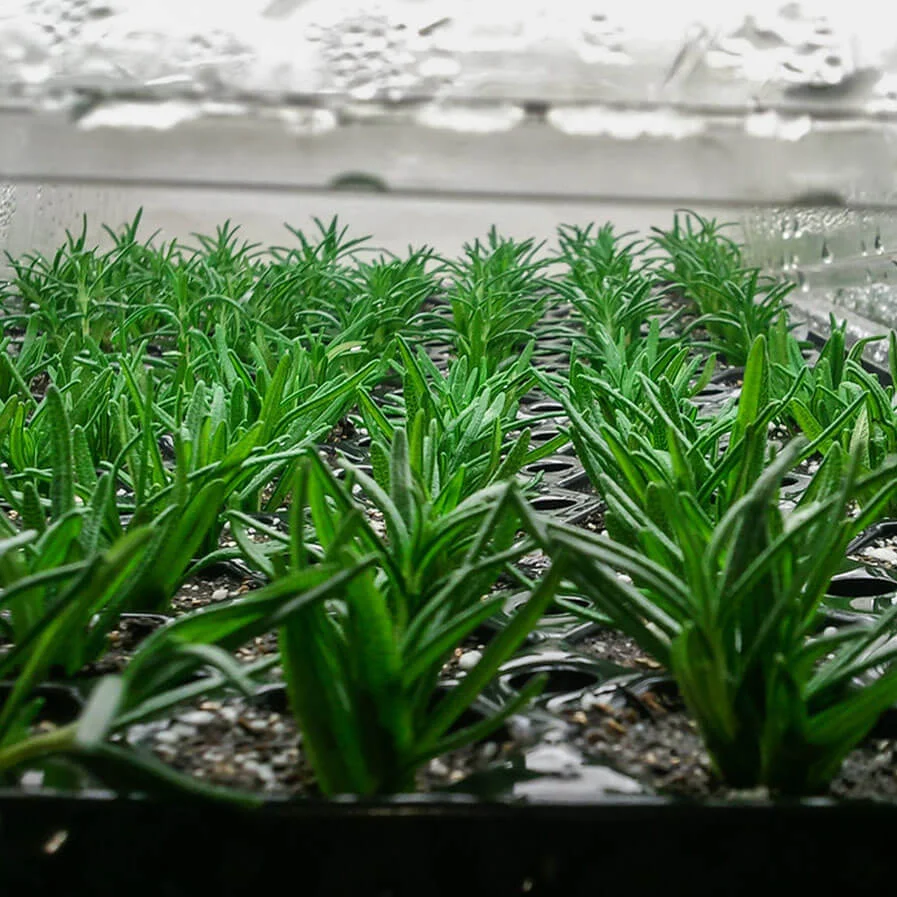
{"left": 103, "top": 443, "right": 566, "bottom": 796}
{"left": 652, "top": 211, "right": 796, "bottom": 365}
{"left": 356, "top": 339, "right": 566, "bottom": 509}
{"left": 550, "top": 440, "right": 897, "bottom": 793}
{"left": 440, "top": 228, "right": 556, "bottom": 373}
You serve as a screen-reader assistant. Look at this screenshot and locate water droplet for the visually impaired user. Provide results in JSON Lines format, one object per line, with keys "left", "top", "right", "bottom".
{"left": 821, "top": 240, "right": 833, "bottom": 264}
{"left": 416, "top": 102, "right": 525, "bottom": 133}
{"left": 77, "top": 100, "right": 201, "bottom": 131}
{"left": 418, "top": 55, "right": 460, "bottom": 79}
{"left": 860, "top": 239, "right": 868, "bottom": 256}
{"left": 797, "top": 270, "right": 808, "bottom": 291}
{"left": 548, "top": 105, "right": 703, "bottom": 139}
{"left": 875, "top": 231, "right": 884, "bottom": 254}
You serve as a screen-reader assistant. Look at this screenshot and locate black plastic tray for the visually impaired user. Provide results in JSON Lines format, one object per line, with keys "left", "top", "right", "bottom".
{"left": 7, "top": 325, "right": 897, "bottom": 896}
{"left": 3, "top": 788, "right": 897, "bottom": 896}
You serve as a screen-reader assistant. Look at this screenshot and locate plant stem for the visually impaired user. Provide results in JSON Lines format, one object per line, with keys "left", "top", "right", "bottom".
{"left": 0, "top": 724, "right": 76, "bottom": 773}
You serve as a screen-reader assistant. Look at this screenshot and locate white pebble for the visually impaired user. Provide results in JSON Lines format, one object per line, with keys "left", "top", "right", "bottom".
{"left": 429, "top": 758, "right": 449, "bottom": 777}
{"left": 178, "top": 710, "right": 216, "bottom": 726}
{"left": 241, "top": 717, "right": 269, "bottom": 734}
{"left": 270, "top": 751, "right": 296, "bottom": 769}
{"left": 458, "top": 650, "right": 483, "bottom": 671}
{"left": 155, "top": 729, "right": 183, "bottom": 745}
{"left": 211, "top": 588, "right": 230, "bottom": 602}
{"left": 863, "top": 547, "right": 897, "bottom": 566}
{"left": 20, "top": 771, "right": 44, "bottom": 788}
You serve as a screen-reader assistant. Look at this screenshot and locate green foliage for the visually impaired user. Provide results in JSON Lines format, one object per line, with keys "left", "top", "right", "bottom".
{"left": 650, "top": 211, "right": 744, "bottom": 309}
{"left": 6, "top": 212, "right": 897, "bottom": 805}
{"left": 441, "top": 228, "right": 556, "bottom": 372}
{"left": 112, "top": 447, "right": 566, "bottom": 796}
{"left": 0, "top": 506, "right": 154, "bottom": 764}
{"left": 549, "top": 334, "right": 864, "bottom": 566}
{"left": 357, "top": 339, "right": 566, "bottom": 508}
{"left": 555, "top": 317, "right": 716, "bottom": 421}
{"left": 652, "top": 211, "right": 796, "bottom": 365}
{"left": 766, "top": 314, "right": 897, "bottom": 515}
{"left": 556, "top": 223, "right": 663, "bottom": 347}
{"left": 556, "top": 222, "right": 646, "bottom": 287}
{"left": 550, "top": 441, "right": 897, "bottom": 793}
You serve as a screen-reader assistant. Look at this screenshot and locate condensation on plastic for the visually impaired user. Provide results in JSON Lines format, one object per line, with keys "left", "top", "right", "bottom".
{"left": 2, "top": 0, "right": 895, "bottom": 108}
{"left": 742, "top": 205, "right": 897, "bottom": 354}
{"left": 4, "top": 2, "right": 897, "bottom": 331}
{"left": 0, "top": 1, "right": 896, "bottom": 195}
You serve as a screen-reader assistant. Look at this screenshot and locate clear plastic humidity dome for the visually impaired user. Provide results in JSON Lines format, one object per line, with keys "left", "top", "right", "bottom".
{"left": 2, "top": 0, "right": 897, "bottom": 344}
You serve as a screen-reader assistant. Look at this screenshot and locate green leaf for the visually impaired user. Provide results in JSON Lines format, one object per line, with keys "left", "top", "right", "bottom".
{"left": 733, "top": 335, "right": 768, "bottom": 445}
{"left": 75, "top": 676, "right": 126, "bottom": 749}
{"left": 417, "top": 554, "right": 567, "bottom": 748}
{"left": 46, "top": 386, "right": 75, "bottom": 518}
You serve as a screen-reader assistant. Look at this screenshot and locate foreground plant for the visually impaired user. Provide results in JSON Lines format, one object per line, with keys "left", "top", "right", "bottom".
{"left": 108, "top": 441, "right": 566, "bottom": 796}
{"left": 550, "top": 440, "right": 897, "bottom": 794}
{"left": 0, "top": 639, "right": 280, "bottom": 801}
{"left": 0, "top": 511, "right": 153, "bottom": 683}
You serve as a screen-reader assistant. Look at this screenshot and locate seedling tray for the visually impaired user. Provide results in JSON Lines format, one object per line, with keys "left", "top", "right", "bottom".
{"left": 5, "top": 221, "right": 897, "bottom": 897}
{"left": 4, "top": 551, "right": 897, "bottom": 897}
{"left": 4, "top": 788, "right": 897, "bottom": 897}
{"left": 6, "top": 342, "right": 897, "bottom": 897}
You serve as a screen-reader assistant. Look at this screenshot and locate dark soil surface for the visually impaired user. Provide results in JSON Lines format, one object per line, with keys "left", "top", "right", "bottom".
{"left": 850, "top": 531, "right": 897, "bottom": 570}
{"left": 123, "top": 684, "right": 519, "bottom": 797}
{"left": 169, "top": 569, "right": 254, "bottom": 616}
{"left": 20, "top": 315, "right": 897, "bottom": 806}
{"left": 576, "top": 628, "right": 660, "bottom": 670}
{"left": 576, "top": 505, "right": 606, "bottom": 535}
{"left": 83, "top": 614, "right": 170, "bottom": 675}
{"left": 566, "top": 686, "right": 897, "bottom": 803}
{"left": 567, "top": 689, "right": 715, "bottom": 798}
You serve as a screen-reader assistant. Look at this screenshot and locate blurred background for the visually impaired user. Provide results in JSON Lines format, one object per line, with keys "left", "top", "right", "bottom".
{"left": 3, "top": 0, "right": 897, "bottom": 353}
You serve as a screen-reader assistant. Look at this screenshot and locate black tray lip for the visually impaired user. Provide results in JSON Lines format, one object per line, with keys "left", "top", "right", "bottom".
{"left": 3, "top": 784, "right": 897, "bottom": 818}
